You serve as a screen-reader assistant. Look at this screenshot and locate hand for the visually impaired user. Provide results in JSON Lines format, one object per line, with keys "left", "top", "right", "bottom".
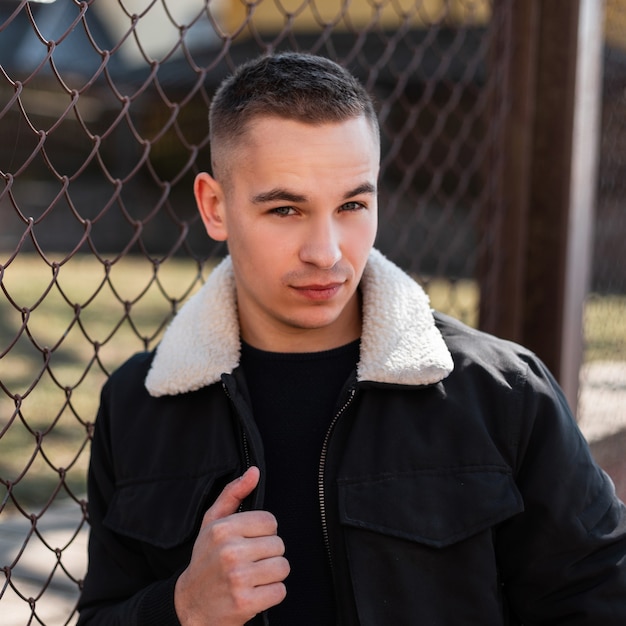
{"left": 174, "top": 466, "right": 290, "bottom": 626}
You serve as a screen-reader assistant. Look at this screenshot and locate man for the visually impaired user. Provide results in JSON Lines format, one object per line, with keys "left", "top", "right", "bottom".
{"left": 78, "top": 53, "right": 626, "bottom": 625}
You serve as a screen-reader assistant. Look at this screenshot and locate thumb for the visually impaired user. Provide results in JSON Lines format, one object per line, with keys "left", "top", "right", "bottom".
{"left": 202, "top": 466, "right": 260, "bottom": 525}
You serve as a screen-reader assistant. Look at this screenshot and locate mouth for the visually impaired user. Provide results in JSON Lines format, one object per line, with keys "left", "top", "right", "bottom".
{"left": 291, "top": 282, "right": 344, "bottom": 301}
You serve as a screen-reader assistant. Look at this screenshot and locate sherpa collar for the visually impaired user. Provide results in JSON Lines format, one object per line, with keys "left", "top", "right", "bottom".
{"left": 145, "top": 248, "right": 453, "bottom": 397}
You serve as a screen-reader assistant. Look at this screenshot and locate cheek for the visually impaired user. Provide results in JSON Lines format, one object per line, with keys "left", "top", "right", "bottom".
{"left": 344, "top": 215, "right": 378, "bottom": 255}
{"left": 229, "top": 230, "right": 288, "bottom": 285}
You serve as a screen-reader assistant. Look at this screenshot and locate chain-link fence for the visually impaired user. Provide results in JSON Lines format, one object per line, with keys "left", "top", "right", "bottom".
{"left": 0, "top": 1, "right": 620, "bottom": 624}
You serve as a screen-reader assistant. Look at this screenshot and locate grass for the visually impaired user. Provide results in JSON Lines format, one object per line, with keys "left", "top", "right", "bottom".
{"left": 0, "top": 253, "right": 624, "bottom": 511}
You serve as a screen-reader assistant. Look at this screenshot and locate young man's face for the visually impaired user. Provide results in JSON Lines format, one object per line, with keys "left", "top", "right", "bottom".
{"left": 196, "top": 115, "right": 379, "bottom": 352}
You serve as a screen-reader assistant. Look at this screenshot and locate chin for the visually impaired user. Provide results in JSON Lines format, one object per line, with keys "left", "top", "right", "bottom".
{"left": 287, "top": 309, "right": 348, "bottom": 333}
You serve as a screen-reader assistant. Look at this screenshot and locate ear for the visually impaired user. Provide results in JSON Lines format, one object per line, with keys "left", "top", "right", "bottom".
{"left": 194, "top": 172, "right": 228, "bottom": 241}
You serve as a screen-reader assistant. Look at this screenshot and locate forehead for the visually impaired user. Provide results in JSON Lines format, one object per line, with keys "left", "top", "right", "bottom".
{"left": 233, "top": 115, "right": 379, "bottom": 182}
{"left": 212, "top": 112, "right": 379, "bottom": 184}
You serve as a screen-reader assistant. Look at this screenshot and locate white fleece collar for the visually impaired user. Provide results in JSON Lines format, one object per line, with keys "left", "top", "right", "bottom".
{"left": 145, "top": 248, "right": 453, "bottom": 397}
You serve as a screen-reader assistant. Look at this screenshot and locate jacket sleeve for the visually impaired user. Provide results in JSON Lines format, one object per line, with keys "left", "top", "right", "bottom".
{"left": 77, "top": 382, "right": 182, "bottom": 626}
{"left": 498, "top": 355, "right": 626, "bottom": 623}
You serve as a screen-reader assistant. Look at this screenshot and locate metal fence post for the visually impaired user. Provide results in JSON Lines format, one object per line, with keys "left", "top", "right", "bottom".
{"left": 482, "top": 0, "right": 603, "bottom": 414}
{"left": 480, "top": 0, "right": 539, "bottom": 341}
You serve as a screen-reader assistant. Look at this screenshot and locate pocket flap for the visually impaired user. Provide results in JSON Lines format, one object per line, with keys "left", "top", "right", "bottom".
{"left": 103, "top": 468, "right": 235, "bottom": 549}
{"left": 339, "top": 467, "right": 523, "bottom": 548}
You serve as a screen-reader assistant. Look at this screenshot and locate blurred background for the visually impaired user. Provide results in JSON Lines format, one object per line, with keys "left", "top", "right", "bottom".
{"left": 0, "top": 1, "right": 624, "bottom": 623}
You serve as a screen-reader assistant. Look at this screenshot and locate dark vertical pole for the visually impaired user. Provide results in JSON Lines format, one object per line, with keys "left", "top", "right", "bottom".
{"left": 482, "top": 0, "right": 602, "bottom": 413}
{"left": 522, "top": 0, "right": 580, "bottom": 381}
{"left": 480, "top": 0, "right": 539, "bottom": 340}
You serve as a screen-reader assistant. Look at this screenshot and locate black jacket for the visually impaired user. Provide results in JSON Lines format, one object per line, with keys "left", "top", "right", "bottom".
{"left": 78, "top": 251, "right": 626, "bottom": 625}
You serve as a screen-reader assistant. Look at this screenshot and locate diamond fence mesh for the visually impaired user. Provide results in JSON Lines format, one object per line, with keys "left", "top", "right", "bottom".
{"left": 0, "top": 0, "right": 609, "bottom": 624}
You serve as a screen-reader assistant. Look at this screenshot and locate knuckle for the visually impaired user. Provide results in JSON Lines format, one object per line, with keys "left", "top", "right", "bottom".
{"left": 225, "top": 563, "right": 248, "bottom": 589}
{"left": 219, "top": 542, "right": 243, "bottom": 577}
{"left": 218, "top": 541, "right": 241, "bottom": 568}
{"left": 204, "top": 519, "right": 230, "bottom": 544}
{"left": 231, "top": 587, "right": 256, "bottom": 616}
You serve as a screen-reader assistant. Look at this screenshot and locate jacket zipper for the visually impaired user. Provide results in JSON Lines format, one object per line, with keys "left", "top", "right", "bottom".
{"left": 318, "top": 385, "right": 356, "bottom": 571}
{"left": 222, "top": 381, "right": 251, "bottom": 512}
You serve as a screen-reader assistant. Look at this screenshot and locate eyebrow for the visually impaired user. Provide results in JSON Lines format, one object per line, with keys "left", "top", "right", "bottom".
{"left": 251, "top": 182, "right": 377, "bottom": 205}
{"left": 251, "top": 189, "right": 307, "bottom": 204}
{"left": 345, "top": 182, "right": 377, "bottom": 199}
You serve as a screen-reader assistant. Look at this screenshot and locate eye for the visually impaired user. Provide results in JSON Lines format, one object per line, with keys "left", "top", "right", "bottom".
{"left": 270, "top": 206, "right": 297, "bottom": 217}
{"left": 340, "top": 201, "right": 366, "bottom": 212}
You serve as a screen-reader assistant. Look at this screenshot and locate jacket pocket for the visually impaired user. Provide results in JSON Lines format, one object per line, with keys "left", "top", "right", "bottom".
{"left": 338, "top": 466, "right": 524, "bottom": 547}
{"left": 337, "top": 467, "right": 524, "bottom": 625}
{"left": 103, "top": 466, "right": 236, "bottom": 549}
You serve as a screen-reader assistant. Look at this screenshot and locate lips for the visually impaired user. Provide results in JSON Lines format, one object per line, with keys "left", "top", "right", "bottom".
{"left": 291, "top": 282, "right": 344, "bottom": 301}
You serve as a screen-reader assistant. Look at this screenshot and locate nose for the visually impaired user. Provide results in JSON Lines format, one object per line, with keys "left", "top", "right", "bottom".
{"left": 299, "top": 216, "right": 342, "bottom": 269}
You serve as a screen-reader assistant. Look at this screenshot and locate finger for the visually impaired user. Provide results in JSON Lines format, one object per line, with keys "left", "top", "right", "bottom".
{"left": 228, "top": 556, "right": 290, "bottom": 596}
{"left": 250, "top": 534, "right": 286, "bottom": 561}
{"left": 218, "top": 532, "right": 285, "bottom": 565}
{"left": 204, "top": 511, "right": 279, "bottom": 556}
{"left": 252, "top": 555, "right": 290, "bottom": 586}
{"left": 229, "top": 580, "right": 288, "bottom": 621}
{"left": 203, "top": 466, "right": 260, "bottom": 525}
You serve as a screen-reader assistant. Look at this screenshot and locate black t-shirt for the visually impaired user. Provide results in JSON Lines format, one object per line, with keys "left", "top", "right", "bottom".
{"left": 240, "top": 339, "right": 360, "bottom": 625}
